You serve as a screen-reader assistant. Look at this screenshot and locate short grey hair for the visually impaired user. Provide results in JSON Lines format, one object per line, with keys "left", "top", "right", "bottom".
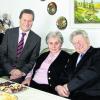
{"left": 70, "top": 29, "right": 89, "bottom": 43}
{"left": 46, "top": 31, "right": 63, "bottom": 44}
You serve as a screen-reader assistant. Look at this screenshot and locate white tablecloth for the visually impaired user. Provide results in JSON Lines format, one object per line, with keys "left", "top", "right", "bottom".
{"left": 0, "top": 78, "right": 70, "bottom": 100}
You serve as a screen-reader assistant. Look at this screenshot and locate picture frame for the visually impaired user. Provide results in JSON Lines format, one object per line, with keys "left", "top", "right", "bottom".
{"left": 70, "top": 0, "right": 100, "bottom": 29}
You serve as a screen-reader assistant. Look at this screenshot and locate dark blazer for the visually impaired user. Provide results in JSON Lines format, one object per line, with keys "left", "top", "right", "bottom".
{"left": 0, "top": 33, "right": 5, "bottom": 76}
{"left": 32, "top": 50, "right": 70, "bottom": 88}
{"left": 59, "top": 46, "right": 100, "bottom": 96}
{"left": 1, "top": 27, "right": 41, "bottom": 74}
{"left": 0, "top": 33, "right": 4, "bottom": 45}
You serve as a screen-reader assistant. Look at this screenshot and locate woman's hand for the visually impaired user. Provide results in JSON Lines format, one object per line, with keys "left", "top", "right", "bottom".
{"left": 21, "top": 78, "right": 31, "bottom": 86}
{"left": 55, "top": 85, "right": 69, "bottom": 97}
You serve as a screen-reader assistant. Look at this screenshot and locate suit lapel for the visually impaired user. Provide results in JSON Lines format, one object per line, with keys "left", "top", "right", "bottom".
{"left": 75, "top": 47, "right": 94, "bottom": 72}
{"left": 11, "top": 28, "right": 19, "bottom": 59}
{"left": 20, "top": 31, "right": 35, "bottom": 58}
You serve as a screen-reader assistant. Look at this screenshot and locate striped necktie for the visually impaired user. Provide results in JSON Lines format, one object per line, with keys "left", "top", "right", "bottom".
{"left": 16, "top": 33, "right": 26, "bottom": 58}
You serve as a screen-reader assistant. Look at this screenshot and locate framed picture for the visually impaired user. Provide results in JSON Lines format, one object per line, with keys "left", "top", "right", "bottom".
{"left": 70, "top": 0, "right": 100, "bottom": 28}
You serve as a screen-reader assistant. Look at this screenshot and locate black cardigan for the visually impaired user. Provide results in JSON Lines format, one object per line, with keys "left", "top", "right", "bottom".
{"left": 32, "top": 50, "right": 70, "bottom": 88}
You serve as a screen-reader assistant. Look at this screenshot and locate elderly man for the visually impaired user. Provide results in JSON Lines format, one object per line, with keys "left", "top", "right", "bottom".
{"left": 55, "top": 30, "right": 100, "bottom": 100}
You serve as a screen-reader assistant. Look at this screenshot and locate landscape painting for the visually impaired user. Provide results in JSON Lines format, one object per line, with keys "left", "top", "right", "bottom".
{"left": 74, "top": 0, "right": 100, "bottom": 23}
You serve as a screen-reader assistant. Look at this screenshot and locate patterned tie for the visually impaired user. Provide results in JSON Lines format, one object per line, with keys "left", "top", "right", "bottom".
{"left": 16, "top": 33, "right": 26, "bottom": 58}
{"left": 76, "top": 54, "right": 83, "bottom": 66}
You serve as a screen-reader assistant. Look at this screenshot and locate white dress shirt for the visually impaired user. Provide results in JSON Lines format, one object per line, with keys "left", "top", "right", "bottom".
{"left": 18, "top": 28, "right": 29, "bottom": 47}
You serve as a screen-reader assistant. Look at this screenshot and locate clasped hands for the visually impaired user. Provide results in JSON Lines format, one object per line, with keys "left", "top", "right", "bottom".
{"left": 10, "top": 69, "right": 25, "bottom": 80}
{"left": 55, "top": 84, "right": 70, "bottom": 97}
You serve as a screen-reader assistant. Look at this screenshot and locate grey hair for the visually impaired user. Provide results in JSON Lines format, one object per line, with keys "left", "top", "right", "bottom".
{"left": 70, "top": 29, "right": 89, "bottom": 43}
{"left": 46, "top": 31, "right": 63, "bottom": 44}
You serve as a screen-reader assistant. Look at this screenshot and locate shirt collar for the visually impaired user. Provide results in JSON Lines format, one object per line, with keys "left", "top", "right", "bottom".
{"left": 19, "top": 28, "right": 30, "bottom": 37}
{"left": 79, "top": 47, "right": 90, "bottom": 56}
{"left": 50, "top": 50, "right": 61, "bottom": 57}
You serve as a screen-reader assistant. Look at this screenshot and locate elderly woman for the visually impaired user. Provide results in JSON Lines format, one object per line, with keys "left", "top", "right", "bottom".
{"left": 22, "top": 31, "right": 70, "bottom": 94}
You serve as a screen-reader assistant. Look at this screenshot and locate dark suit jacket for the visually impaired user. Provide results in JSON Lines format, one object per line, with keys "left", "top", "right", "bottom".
{"left": 32, "top": 50, "right": 70, "bottom": 88}
{"left": 1, "top": 27, "right": 41, "bottom": 75}
{"left": 59, "top": 46, "right": 100, "bottom": 96}
{"left": 0, "top": 33, "right": 4, "bottom": 45}
{"left": 0, "top": 33, "right": 5, "bottom": 76}
{"left": 0, "top": 32, "right": 5, "bottom": 76}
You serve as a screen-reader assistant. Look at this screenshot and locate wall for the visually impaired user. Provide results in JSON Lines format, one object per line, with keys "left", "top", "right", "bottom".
{"left": 0, "top": 0, "right": 100, "bottom": 51}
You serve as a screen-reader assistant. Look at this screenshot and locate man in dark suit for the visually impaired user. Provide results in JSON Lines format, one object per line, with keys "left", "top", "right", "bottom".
{"left": 0, "top": 19, "right": 5, "bottom": 76}
{"left": 1, "top": 9, "right": 41, "bottom": 83}
{"left": 0, "top": 19, "right": 4, "bottom": 45}
{"left": 55, "top": 30, "right": 100, "bottom": 100}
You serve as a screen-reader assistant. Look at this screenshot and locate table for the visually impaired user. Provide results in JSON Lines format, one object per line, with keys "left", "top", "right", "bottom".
{"left": 0, "top": 78, "right": 70, "bottom": 100}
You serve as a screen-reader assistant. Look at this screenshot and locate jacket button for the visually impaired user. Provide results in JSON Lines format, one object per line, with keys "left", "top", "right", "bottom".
{"left": 49, "top": 84, "right": 52, "bottom": 86}
{"left": 48, "top": 71, "right": 50, "bottom": 73}
{"left": 48, "top": 77, "right": 51, "bottom": 80}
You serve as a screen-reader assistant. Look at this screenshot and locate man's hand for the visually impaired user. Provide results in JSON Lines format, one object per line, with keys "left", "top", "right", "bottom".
{"left": 63, "top": 84, "right": 70, "bottom": 96}
{"left": 10, "top": 69, "right": 24, "bottom": 80}
{"left": 55, "top": 85, "right": 70, "bottom": 97}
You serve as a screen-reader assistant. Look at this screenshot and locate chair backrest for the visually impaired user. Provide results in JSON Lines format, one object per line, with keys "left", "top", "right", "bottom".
{"left": 61, "top": 48, "right": 75, "bottom": 54}
{"left": 40, "top": 48, "right": 75, "bottom": 55}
